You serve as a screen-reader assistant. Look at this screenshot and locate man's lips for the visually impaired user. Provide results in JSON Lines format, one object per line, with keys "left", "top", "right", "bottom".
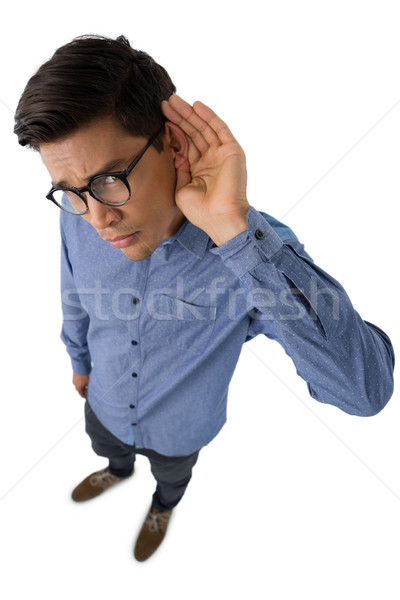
{"left": 104, "top": 232, "right": 138, "bottom": 248}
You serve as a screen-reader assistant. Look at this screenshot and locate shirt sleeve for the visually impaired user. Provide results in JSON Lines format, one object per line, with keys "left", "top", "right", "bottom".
{"left": 60, "top": 220, "right": 92, "bottom": 376}
{"left": 210, "top": 207, "right": 395, "bottom": 416}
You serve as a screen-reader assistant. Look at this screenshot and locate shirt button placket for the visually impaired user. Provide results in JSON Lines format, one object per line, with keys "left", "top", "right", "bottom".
{"left": 129, "top": 309, "right": 140, "bottom": 429}
{"left": 127, "top": 260, "right": 149, "bottom": 447}
{"left": 127, "top": 277, "right": 144, "bottom": 444}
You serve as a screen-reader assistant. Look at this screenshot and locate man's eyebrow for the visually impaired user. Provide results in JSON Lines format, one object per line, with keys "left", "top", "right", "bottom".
{"left": 51, "top": 158, "right": 128, "bottom": 188}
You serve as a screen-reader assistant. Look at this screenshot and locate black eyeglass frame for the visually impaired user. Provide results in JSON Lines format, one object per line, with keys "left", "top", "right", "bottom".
{"left": 46, "top": 127, "right": 164, "bottom": 215}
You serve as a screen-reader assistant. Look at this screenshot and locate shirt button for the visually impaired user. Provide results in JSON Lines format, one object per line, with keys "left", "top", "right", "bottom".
{"left": 129, "top": 404, "right": 135, "bottom": 409}
{"left": 131, "top": 423, "right": 137, "bottom": 426}
{"left": 132, "top": 297, "right": 140, "bottom": 304}
{"left": 131, "top": 340, "right": 138, "bottom": 346}
{"left": 255, "top": 229, "right": 265, "bottom": 240}
{"left": 132, "top": 372, "right": 138, "bottom": 378}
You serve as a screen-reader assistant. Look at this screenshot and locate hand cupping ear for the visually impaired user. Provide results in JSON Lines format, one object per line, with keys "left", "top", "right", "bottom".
{"left": 161, "top": 95, "right": 250, "bottom": 246}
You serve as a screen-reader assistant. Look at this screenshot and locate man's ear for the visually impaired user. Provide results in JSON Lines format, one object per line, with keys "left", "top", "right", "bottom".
{"left": 164, "top": 122, "right": 189, "bottom": 168}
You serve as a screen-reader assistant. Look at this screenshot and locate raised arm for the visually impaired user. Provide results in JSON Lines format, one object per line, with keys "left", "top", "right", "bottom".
{"left": 162, "top": 95, "right": 395, "bottom": 416}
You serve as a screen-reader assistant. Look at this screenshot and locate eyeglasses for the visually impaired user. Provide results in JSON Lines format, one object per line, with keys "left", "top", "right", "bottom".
{"left": 46, "top": 127, "right": 163, "bottom": 215}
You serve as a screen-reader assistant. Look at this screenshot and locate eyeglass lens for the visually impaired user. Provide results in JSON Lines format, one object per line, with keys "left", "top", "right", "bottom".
{"left": 53, "top": 176, "right": 130, "bottom": 214}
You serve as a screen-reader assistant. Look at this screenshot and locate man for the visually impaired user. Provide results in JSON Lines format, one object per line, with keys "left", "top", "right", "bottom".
{"left": 14, "top": 34, "right": 395, "bottom": 562}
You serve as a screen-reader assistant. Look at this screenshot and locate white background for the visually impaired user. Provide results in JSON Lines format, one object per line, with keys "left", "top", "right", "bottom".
{"left": 0, "top": 1, "right": 399, "bottom": 598}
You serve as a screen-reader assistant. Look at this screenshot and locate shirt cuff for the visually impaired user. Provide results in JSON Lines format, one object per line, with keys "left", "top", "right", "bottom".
{"left": 71, "top": 358, "right": 92, "bottom": 376}
{"left": 210, "top": 206, "right": 284, "bottom": 278}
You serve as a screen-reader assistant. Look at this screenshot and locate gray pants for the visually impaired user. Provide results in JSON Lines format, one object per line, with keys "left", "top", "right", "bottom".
{"left": 84, "top": 400, "right": 200, "bottom": 511}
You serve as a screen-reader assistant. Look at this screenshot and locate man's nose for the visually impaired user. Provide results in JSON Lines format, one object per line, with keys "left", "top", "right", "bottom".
{"left": 85, "top": 194, "right": 120, "bottom": 230}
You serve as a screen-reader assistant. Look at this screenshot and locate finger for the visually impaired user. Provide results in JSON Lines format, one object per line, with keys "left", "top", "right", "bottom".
{"left": 192, "top": 100, "right": 236, "bottom": 145}
{"left": 169, "top": 95, "right": 222, "bottom": 147}
{"left": 187, "top": 139, "right": 201, "bottom": 164}
{"left": 76, "top": 384, "right": 86, "bottom": 398}
{"left": 162, "top": 95, "right": 220, "bottom": 150}
{"left": 168, "top": 94, "right": 235, "bottom": 146}
{"left": 162, "top": 100, "right": 209, "bottom": 154}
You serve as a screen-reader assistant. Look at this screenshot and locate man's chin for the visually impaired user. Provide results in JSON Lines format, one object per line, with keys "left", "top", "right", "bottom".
{"left": 121, "top": 243, "right": 156, "bottom": 262}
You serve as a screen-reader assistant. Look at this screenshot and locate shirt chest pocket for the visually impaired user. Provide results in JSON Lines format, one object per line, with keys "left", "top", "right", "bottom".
{"left": 144, "top": 294, "right": 217, "bottom": 355}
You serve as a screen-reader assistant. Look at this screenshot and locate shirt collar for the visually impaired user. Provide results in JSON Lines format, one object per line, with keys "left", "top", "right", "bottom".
{"left": 162, "top": 219, "right": 210, "bottom": 259}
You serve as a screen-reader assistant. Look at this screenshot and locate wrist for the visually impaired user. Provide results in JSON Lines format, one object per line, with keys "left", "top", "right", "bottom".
{"left": 208, "top": 206, "right": 250, "bottom": 247}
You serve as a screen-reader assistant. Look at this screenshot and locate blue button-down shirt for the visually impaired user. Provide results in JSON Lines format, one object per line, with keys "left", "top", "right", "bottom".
{"left": 60, "top": 207, "right": 395, "bottom": 456}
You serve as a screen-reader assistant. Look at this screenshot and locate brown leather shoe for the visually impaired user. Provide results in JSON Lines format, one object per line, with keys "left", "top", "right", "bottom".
{"left": 134, "top": 506, "right": 173, "bottom": 561}
{"left": 71, "top": 466, "right": 134, "bottom": 502}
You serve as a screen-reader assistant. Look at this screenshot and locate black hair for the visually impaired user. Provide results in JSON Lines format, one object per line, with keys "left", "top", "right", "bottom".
{"left": 14, "top": 34, "right": 176, "bottom": 151}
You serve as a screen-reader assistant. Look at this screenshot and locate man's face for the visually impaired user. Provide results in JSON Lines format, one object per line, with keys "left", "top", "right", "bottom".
{"left": 40, "top": 116, "right": 186, "bottom": 261}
